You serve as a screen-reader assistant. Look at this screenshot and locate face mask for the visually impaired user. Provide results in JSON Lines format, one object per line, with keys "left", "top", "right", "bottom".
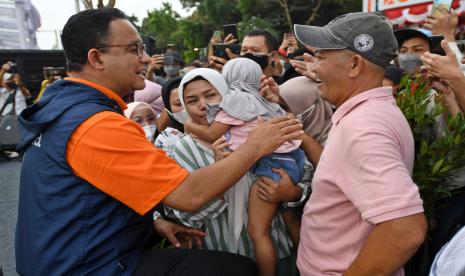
{"left": 164, "top": 66, "right": 181, "bottom": 77}
{"left": 166, "top": 108, "right": 189, "bottom": 124}
{"left": 241, "top": 53, "right": 270, "bottom": 69}
{"left": 398, "top": 54, "right": 423, "bottom": 74}
{"left": 142, "top": 124, "right": 157, "bottom": 143}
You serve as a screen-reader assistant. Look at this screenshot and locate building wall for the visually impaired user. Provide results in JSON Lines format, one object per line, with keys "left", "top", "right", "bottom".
{"left": 0, "top": 0, "right": 41, "bottom": 49}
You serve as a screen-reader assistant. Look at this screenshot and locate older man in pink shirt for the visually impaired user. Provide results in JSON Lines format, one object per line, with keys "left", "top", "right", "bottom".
{"left": 293, "top": 12, "right": 427, "bottom": 275}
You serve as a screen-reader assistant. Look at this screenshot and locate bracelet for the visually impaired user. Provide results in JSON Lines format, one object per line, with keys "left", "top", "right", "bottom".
{"left": 152, "top": 211, "right": 163, "bottom": 222}
{"left": 278, "top": 48, "right": 288, "bottom": 57}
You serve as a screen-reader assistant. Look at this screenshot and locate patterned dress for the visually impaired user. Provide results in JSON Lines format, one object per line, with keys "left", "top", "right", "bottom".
{"left": 154, "top": 127, "right": 185, "bottom": 157}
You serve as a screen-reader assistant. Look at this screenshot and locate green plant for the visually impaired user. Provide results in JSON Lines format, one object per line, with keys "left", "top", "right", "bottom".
{"left": 396, "top": 74, "right": 465, "bottom": 219}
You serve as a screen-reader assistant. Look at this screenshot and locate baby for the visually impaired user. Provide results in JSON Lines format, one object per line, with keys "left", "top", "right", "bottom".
{"left": 185, "top": 58, "right": 305, "bottom": 276}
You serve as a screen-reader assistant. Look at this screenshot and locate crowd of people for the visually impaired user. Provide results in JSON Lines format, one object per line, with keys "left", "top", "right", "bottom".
{"left": 6, "top": 5, "right": 465, "bottom": 276}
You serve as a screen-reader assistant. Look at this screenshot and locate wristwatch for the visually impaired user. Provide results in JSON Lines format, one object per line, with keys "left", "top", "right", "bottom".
{"left": 152, "top": 211, "right": 163, "bottom": 222}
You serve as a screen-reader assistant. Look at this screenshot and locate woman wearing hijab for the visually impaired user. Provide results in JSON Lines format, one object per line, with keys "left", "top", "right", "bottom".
{"left": 164, "top": 68, "right": 308, "bottom": 276}
{"left": 155, "top": 77, "right": 188, "bottom": 157}
{"left": 134, "top": 79, "right": 164, "bottom": 116}
{"left": 124, "top": 102, "right": 158, "bottom": 143}
{"left": 184, "top": 59, "right": 306, "bottom": 276}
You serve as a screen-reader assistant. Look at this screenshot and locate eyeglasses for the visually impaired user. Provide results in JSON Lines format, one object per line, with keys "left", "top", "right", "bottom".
{"left": 96, "top": 41, "right": 146, "bottom": 58}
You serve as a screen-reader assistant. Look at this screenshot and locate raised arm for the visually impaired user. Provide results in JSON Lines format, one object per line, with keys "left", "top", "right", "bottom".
{"left": 301, "top": 133, "right": 323, "bottom": 166}
{"left": 163, "top": 116, "right": 303, "bottom": 213}
{"left": 422, "top": 40, "right": 465, "bottom": 112}
{"left": 184, "top": 120, "right": 230, "bottom": 143}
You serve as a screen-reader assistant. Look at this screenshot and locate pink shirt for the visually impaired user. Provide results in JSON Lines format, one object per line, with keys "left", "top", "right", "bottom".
{"left": 297, "top": 87, "right": 424, "bottom": 276}
{"left": 215, "top": 110, "right": 301, "bottom": 153}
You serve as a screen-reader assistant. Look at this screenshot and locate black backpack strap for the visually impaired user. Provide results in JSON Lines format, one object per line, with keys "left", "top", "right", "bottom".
{"left": 0, "top": 89, "right": 17, "bottom": 115}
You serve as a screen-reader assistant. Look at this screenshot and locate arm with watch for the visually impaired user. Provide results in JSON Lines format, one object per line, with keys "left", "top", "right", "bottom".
{"left": 152, "top": 205, "right": 206, "bottom": 249}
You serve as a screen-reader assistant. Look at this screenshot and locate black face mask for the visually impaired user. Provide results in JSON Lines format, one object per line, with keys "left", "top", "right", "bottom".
{"left": 241, "top": 53, "right": 269, "bottom": 69}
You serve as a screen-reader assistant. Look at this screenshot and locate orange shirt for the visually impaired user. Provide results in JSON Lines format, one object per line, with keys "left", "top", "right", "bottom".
{"left": 65, "top": 77, "right": 188, "bottom": 215}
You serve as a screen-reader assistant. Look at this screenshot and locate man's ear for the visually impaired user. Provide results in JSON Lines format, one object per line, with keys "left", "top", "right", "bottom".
{"left": 348, "top": 54, "right": 363, "bottom": 78}
{"left": 87, "top": 49, "right": 105, "bottom": 70}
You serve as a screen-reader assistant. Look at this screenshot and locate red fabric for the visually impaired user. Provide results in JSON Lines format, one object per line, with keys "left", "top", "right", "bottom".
{"left": 278, "top": 47, "right": 288, "bottom": 57}
{"left": 383, "top": 0, "right": 465, "bottom": 26}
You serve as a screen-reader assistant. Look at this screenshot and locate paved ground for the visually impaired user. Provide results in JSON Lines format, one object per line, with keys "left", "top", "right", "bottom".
{"left": 0, "top": 157, "right": 21, "bottom": 276}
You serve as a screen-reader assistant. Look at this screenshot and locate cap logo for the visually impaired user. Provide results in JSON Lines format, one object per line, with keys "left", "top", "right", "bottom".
{"left": 354, "top": 34, "right": 374, "bottom": 52}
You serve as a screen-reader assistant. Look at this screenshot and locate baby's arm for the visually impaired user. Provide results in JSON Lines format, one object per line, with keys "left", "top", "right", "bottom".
{"left": 185, "top": 120, "right": 230, "bottom": 143}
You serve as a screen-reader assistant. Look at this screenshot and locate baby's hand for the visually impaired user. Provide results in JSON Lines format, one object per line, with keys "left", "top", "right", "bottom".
{"left": 260, "top": 75, "right": 280, "bottom": 103}
{"left": 212, "top": 136, "right": 232, "bottom": 162}
{"left": 184, "top": 118, "right": 194, "bottom": 134}
{"left": 286, "top": 112, "right": 296, "bottom": 119}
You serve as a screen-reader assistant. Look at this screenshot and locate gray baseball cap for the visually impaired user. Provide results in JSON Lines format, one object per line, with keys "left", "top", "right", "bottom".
{"left": 294, "top": 12, "right": 398, "bottom": 68}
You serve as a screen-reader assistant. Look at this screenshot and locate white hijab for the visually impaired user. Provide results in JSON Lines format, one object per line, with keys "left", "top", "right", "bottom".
{"left": 178, "top": 68, "right": 228, "bottom": 114}
{"left": 178, "top": 67, "right": 250, "bottom": 252}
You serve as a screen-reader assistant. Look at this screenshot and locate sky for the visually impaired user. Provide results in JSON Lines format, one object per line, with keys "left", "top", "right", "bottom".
{"left": 31, "top": 0, "right": 193, "bottom": 49}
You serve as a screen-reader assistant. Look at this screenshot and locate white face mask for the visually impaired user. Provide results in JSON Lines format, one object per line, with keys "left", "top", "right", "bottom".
{"left": 165, "top": 108, "right": 189, "bottom": 124}
{"left": 398, "top": 53, "right": 423, "bottom": 74}
{"left": 142, "top": 124, "right": 157, "bottom": 142}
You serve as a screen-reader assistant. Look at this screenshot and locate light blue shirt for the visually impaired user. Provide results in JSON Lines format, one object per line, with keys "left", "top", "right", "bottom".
{"left": 430, "top": 226, "right": 465, "bottom": 276}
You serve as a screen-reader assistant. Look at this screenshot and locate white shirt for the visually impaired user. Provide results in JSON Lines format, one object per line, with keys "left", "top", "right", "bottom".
{"left": 430, "top": 226, "right": 465, "bottom": 276}
{"left": 0, "top": 87, "right": 27, "bottom": 115}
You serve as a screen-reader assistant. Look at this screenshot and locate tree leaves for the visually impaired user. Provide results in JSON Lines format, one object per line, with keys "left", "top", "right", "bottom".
{"left": 138, "top": 0, "right": 362, "bottom": 62}
{"left": 396, "top": 74, "right": 465, "bottom": 220}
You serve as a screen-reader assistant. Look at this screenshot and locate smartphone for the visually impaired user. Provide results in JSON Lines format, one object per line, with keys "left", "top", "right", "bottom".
{"left": 213, "top": 30, "right": 222, "bottom": 42}
{"left": 223, "top": 24, "right": 238, "bottom": 40}
{"left": 429, "top": 35, "right": 446, "bottom": 56}
{"left": 198, "top": 47, "right": 208, "bottom": 62}
{"left": 431, "top": 0, "right": 453, "bottom": 17}
{"left": 212, "top": 43, "right": 241, "bottom": 60}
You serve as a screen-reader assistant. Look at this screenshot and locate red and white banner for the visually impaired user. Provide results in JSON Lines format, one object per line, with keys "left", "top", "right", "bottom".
{"left": 364, "top": 0, "right": 431, "bottom": 12}
{"left": 363, "top": 0, "right": 465, "bottom": 26}
{"left": 379, "top": 0, "right": 432, "bottom": 11}
{"left": 364, "top": 0, "right": 377, "bottom": 12}
{"left": 384, "top": 0, "right": 465, "bottom": 25}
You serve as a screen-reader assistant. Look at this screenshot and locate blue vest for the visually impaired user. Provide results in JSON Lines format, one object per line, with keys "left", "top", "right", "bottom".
{"left": 15, "top": 80, "right": 153, "bottom": 275}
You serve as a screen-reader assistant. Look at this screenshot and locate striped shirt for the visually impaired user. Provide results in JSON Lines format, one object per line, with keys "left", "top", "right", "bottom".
{"left": 154, "top": 127, "right": 185, "bottom": 157}
{"left": 165, "top": 135, "right": 299, "bottom": 259}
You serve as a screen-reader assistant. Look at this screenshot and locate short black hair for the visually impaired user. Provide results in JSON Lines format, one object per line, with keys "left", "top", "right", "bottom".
{"left": 162, "top": 77, "right": 182, "bottom": 112}
{"left": 245, "top": 29, "right": 279, "bottom": 53}
{"left": 183, "top": 61, "right": 203, "bottom": 69}
{"left": 61, "top": 8, "right": 128, "bottom": 72}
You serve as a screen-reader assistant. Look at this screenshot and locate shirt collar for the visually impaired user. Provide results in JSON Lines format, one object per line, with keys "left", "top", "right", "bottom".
{"left": 65, "top": 77, "right": 127, "bottom": 111}
{"left": 332, "top": 86, "right": 393, "bottom": 125}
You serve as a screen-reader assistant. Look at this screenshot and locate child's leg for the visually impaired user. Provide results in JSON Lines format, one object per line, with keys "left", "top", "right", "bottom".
{"left": 247, "top": 184, "right": 279, "bottom": 276}
{"left": 280, "top": 208, "right": 301, "bottom": 247}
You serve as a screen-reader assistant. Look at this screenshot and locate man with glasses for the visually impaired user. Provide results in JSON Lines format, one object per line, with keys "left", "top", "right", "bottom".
{"left": 15, "top": 8, "right": 303, "bottom": 276}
